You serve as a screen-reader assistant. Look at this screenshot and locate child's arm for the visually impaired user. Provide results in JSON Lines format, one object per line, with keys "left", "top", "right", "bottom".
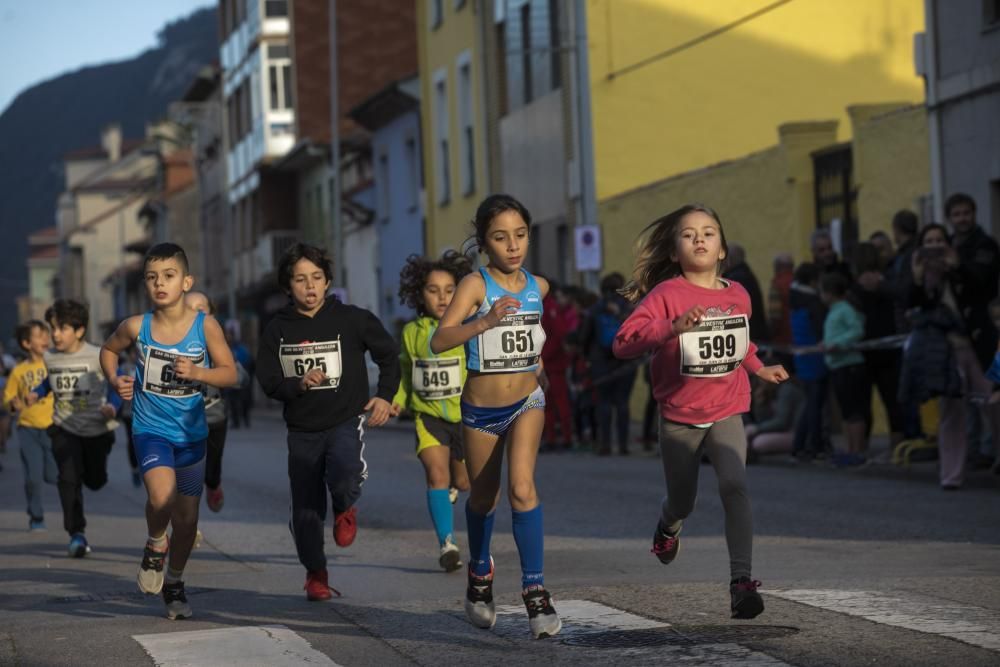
{"left": 101, "top": 317, "right": 141, "bottom": 400}
{"left": 431, "top": 273, "right": 516, "bottom": 354}
{"left": 824, "top": 307, "right": 864, "bottom": 349}
{"left": 2, "top": 366, "right": 21, "bottom": 411}
{"left": 612, "top": 289, "right": 698, "bottom": 359}
{"left": 255, "top": 321, "right": 312, "bottom": 401}
{"left": 174, "top": 317, "right": 238, "bottom": 388}
{"left": 360, "top": 309, "right": 401, "bottom": 427}
{"left": 390, "top": 327, "right": 413, "bottom": 416}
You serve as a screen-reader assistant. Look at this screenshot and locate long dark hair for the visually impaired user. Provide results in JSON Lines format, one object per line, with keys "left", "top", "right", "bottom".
{"left": 398, "top": 250, "right": 474, "bottom": 316}
{"left": 621, "top": 204, "right": 728, "bottom": 302}
{"left": 464, "top": 194, "right": 532, "bottom": 255}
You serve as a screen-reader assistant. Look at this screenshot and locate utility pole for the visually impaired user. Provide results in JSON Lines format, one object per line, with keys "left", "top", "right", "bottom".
{"left": 572, "top": 0, "right": 599, "bottom": 291}
{"left": 328, "top": 0, "right": 344, "bottom": 287}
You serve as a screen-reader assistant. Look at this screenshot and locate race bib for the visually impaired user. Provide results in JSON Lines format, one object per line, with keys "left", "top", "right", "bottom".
{"left": 412, "top": 357, "right": 462, "bottom": 400}
{"left": 51, "top": 365, "right": 94, "bottom": 412}
{"left": 143, "top": 347, "right": 205, "bottom": 398}
{"left": 279, "top": 340, "right": 342, "bottom": 390}
{"left": 478, "top": 312, "right": 545, "bottom": 372}
{"left": 678, "top": 315, "right": 749, "bottom": 377}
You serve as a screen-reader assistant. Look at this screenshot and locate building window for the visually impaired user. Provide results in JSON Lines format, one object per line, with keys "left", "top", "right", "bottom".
{"left": 433, "top": 69, "right": 451, "bottom": 205}
{"left": 521, "top": 3, "right": 533, "bottom": 104}
{"left": 268, "top": 61, "right": 293, "bottom": 110}
{"left": 265, "top": 0, "right": 288, "bottom": 18}
{"left": 404, "top": 136, "right": 420, "bottom": 211}
{"left": 986, "top": 0, "right": 1000, "bottom": 27}
{"left": 378, "top": 152, "right": 390, "bottom": 223}
{"left": 430, "top": 0, "right": 443, "bottom": 29}
{"left": 457, "top": 53, "right": 476, "bottom": 196}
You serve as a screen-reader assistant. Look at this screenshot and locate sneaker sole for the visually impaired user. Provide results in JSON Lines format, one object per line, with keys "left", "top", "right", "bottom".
{"left": 166, "top": 606, "right": 193, "bottom": 620}
{"left": 69, "top": 546, "right": 90, "bottom": 558}
{"left": 732, "top": 597, "right": 765, "bottom": 619}
{"left": 306, "top": 591, "right": 333, "bottom": 602}
{"left": 655, "top": 542, "right": 679, "bottom": 564}
{"left": 439, "top": 549, "right": 462, "bottom": 572}
{"left": 138, "top": 571, "right": 165, "bottom": 595}
{"left": 464, "top": 600, "right": 497, "bottom": 629}
{"left": 532, "top": 616, "right": 563, "bottom": 639}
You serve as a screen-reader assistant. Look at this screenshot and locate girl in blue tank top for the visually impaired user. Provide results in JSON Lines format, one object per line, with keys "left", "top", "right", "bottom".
{"left": 101, "top": 243, "right": 238, "bottom": 620}
{"left": 431, "top": 194, "right": 561, "bottom": 639}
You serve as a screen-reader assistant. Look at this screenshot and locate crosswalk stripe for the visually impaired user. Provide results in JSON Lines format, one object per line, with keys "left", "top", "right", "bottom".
{"left": 769, "top": 589, "right": 1000, "bottom": 652}
{"left": 133, "top": 625, "right": 341, "bottom": 666}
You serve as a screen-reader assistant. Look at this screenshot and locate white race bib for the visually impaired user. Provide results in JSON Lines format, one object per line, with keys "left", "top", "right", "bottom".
{"left": 279, "top": 340, "right": 343, "bottom": 390}
{"left": 477, "top": 312, "right": 545, "bottom": 372}
{"left": 412, "top": 357, "right": 462, "bottom": 400}
{"left": 50, "top": 365, "right": 93, "bottom": 411}
{"left": 143, "top": 347, "right": 205, "bottom": 398}
{"left": 678, "top": 315, "right": 749, "bottom": 377}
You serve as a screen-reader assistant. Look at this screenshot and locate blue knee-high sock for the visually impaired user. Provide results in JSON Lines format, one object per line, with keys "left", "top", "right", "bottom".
{"left": 465, "top": 502, "right": 495, "bottom": 576}
{"left": 426, "top": 488, "right": 453, "bottom": 546}
{"left": 511, "top": 504, "right": 544, "bottom": 589}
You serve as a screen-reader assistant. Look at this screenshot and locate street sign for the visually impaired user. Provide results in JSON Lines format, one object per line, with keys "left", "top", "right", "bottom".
{"left": 575, "top": 224, "right": 602, "bottom": 272}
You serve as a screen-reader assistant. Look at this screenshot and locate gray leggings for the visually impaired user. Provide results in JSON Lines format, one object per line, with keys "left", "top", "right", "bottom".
{"left": 659, "top": 414, "right": 752, "bottom": 579}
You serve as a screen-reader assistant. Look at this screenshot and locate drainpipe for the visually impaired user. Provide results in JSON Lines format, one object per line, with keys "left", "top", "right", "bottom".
{"left": 920, "top": 0, "right": 945, "bottom": 220}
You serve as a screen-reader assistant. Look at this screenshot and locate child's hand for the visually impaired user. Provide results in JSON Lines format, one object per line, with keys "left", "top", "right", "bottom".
{"left": 485, "top": 296, "right": 521, "bottom": 328}
{"left": 173, "top": 357, "right": 201, "bottom": 382}
{"left": 299, "top": 369, "right": 328, "bottom": 391}
{"left": 389, "top": 402, "right": 404, "bottom": 417}
{"left": 99, "top": 404, "right": 116, "bottom": 420}
{"left": 9, "top": 396, "right": 24, "bottom": 412}
{"left": 112, "top": 375, "right": 135, "bottom": 401}
{"left": 672, "top": 305, "right": 707, "bottom": 335}
{"left": 365, "top": 397, "right": 392, "bottom": 427}
{"left": 755, "top": 365, "right": 788, "bottom": 384}
{"left": 25, "top": 392, "right": 39, "bottom": 407}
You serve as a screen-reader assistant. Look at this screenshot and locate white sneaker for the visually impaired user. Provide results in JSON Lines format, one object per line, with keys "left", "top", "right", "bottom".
{"left": 438, "top": 537, "right": 462, "bottom": 572}
{"left": 523, "top": 586, "right": 561, "bottom": 639}
{"left": 448, "top": 487, "right": 458, "bottom": 504}
{"left": 464, "top": 556, "right": 496, "bottom": 629}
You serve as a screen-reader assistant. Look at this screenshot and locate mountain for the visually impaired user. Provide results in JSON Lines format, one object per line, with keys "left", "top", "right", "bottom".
{"left": 0, "top": 6, "right": 218, "bottom": 344}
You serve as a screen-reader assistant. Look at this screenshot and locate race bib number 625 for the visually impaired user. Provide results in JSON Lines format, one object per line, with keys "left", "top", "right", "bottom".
{"left": 279, "top": 341, "right": 343, "bottom": 390}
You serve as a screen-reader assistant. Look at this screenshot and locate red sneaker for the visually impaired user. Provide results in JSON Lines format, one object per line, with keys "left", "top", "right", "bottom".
{"left": 304, "top": 569, "right": 341, "bottom": 601}
{"left": 205, "top": 485, "right": 224, "bottom": 513}
{"left": 333, "top": 506, "right": 357, "bottom": 547}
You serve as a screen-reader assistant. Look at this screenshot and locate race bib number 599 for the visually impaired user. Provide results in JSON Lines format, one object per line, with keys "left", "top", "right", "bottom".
{"left": 678, "top": 315, "right": 749, "bottom": 377}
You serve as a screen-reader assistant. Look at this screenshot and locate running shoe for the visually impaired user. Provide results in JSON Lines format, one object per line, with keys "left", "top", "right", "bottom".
{"left": 163, "top": 581, "right": 193, "bottom": 620}
{"left": 438, "top": 536, "right": 462, "bottom": 572}
{"left": 449, "top": 487, "right": 459, "bottom": 504}
{"left": 464, "top": 557, "right": 496, "bottom": 629}
{"left": 137, "top": 536, "right": 169, "bottom": 594}
{"left": 68, "top": 533, "right": 91, "bottom": 558}
{"left": 333, "top": 506, "right": 357, "bottom": 547}
{"left": 522, "top": 585, "right": 562, "bottom": 639}
{"left": 651, "top": 523, "right": 680, "bottom": 564}
{"left": 28, "top": 519, "right": 46, "bottom": 532}
{"left": 205, "top": 485, "right": 224, "bottom": 512}
{"left": 730, "top": 577, "right": 764, "bottom": 619}
{"left": 304, "top": 568, "right": 341, "bottom": 601}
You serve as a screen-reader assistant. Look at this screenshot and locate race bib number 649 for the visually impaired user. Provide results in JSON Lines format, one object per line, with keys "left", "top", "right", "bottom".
{"left": 678, "top": 315, "right": 749, "bottom": 377}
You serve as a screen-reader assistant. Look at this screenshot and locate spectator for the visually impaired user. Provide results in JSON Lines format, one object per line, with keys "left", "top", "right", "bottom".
{"left": 811, "top": 228, "right": 852, "bottom": 279}
{"left": 888, "top": 209, "right": 924, "bottom": 440}
{"left": 541, "top": 280, "right": 579, "bottom": 451}
{"left": 723, "top": 244, "right": 770, "bottom": 343}
{"left": 767, "top": 253, "right": 795, "bottom": 349}
{"left": 789, "top": 263, "right": 830, "bottom": 459}
{"left": 581, "top": 272, "right": 636, "bottom": 456}
{"left": 565, "top": 331, "right": 597, "bottom": 451}
{"left": 746, "top": 372, "right": 805, "bottom": 461}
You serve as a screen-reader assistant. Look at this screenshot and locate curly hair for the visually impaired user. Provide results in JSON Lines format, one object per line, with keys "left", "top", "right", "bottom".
{"left": 398, "top": 250, "right": 474, "bottom": 316}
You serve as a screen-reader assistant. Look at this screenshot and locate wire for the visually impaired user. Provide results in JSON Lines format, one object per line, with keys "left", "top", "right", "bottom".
{"left": 607, "top": 0, "right": 797, "bottom": 80}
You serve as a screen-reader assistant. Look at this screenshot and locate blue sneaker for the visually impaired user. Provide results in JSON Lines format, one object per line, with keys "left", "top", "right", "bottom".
{"left": 68, "top": 533, "right": 91, "bottom": 558}
{"left": 28, "top": 519, "right": 46, "bottom": 532}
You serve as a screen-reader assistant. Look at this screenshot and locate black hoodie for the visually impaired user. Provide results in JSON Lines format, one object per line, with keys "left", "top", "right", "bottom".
{"left": 256, "top": 298, "right": 400, "bottom": 432}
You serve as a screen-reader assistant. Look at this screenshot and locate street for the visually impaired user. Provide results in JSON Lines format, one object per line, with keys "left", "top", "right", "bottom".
{"left": 1, "top": 411, "right": 999, "bottom": 666}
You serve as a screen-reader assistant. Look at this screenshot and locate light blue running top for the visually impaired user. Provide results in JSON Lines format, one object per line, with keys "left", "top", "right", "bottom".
{"left": 464, "top": 267, "right": 546, "bottom": 373}
{"left": 133, "top": 311, "right": 210, "bottom": 443}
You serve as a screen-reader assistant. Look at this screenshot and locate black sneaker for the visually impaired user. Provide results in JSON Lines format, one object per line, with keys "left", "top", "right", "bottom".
{"left": 651, "top": 523, "right": 680, "bottom": 564}
{"left": 522, "top": 586, "right": 562, "bottom": 639}
{"left": 464, "top": 557, "right": 496, "bottom": 629}
{"left": 163, "top": 580, "right": 193, "bottom": 620}
{"left": 730, "top": 577, "right": 764, "bottom": 619}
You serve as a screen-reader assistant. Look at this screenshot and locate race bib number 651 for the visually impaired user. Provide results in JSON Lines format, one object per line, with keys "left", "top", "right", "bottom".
{"left": 678, "top": 315, "right": 749, "bottom": 377}
{"left": 478, "top": 312, "right": 545, "bottom": 372}
{"left": 279, "top": 341, "right": 343, "bottom": 390}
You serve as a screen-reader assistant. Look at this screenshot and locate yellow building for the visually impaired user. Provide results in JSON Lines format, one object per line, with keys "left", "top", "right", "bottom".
{"left": 417, "top": 0, "right": 491, "bottom": 255}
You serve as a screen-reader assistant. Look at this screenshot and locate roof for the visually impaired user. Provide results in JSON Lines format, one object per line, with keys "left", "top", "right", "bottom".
{"left": 28, "top": 246, "right": 59, "bottom": 260}
{"left": 348, "top": 76, "right": 420, "bottom": 132}
{"left": 73, "top": 176, "right": 156, "bottom": 194}
{"left": 28, "top": 226, "right": 59, "bottom": 245}
{"left": 64, "top": 138, "right": 145, "bottom": 161}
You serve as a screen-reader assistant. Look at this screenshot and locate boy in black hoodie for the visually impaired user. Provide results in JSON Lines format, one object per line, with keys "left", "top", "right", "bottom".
{"left": 256, "top": 243, "right": 400, "bottom": 600}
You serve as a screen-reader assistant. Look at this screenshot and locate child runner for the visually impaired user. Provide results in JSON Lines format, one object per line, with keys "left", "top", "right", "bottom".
{"left": 390, "top": 251, "right": 473, "bottom": 572}
{"left": 256, "top": 243, "right": 399, "bottom": 601}
{"left": 26, "top": 299, "right": 120, "bottom": 557}
{"left": 431, "top": 194, "right": 560, "bottom": 639}
{"left": 3, "top": 321, "right": 56, "bottom": 531}
{"left": 100, "top": 243, "right": 238, "bottom": 620}
{"left": 613, "top": 204, "right": 788, "bottom": 620}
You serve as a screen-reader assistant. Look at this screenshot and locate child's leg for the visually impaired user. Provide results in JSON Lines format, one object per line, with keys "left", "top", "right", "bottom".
{"left": 287, "top": 430, "right": 329, "bottom": 572}
{"left": 506, "top": 407, "right": 546, "bottom": 589}
{"left": 326, "top": 416, "right": 367, "bottom": 514}
{"left": 658, "top": 420, "right": 708, "bottom": 533}
{"left": 144, "top": 467, "right": 179, "bottom": 539}
{"left": 419, "top": 443, "right": 454, "bottom": 546}
{"left": 18, "top": 427, "right": 46, "bottom": 521}
{"left": 703, "top": 415, "right": 753, "bottom": 580}
{"left": 50, "top": 427, "right": 86, "bottom": 536}
{"left": 463, "top": 425, "right": 504, "bottom": 575}
{"left": 204, "top": 422, "right": 227, "bottom": 491}
{"left": 166, "top": 457, "right": 206, "bottom": 575}
{"left": 81, "top": 432, "right": 114, "bottom": 491}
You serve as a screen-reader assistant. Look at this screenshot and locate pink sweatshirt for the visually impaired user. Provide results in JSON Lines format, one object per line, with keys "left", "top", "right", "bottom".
{"left": 613, "top": 276, "right": 763, "bottom": 425}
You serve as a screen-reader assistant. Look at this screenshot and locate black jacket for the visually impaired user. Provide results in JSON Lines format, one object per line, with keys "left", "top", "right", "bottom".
{"left": 256, "top": 298, "right": 400, "bottom": 432}
{"left": 953, "top": 226, "right": 1000, "bottom": 367}
{"left": 724, "top": 262, "right": 770, "bottom": 342}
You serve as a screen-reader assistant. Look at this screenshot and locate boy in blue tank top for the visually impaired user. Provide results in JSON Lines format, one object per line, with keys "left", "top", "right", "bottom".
{"left": 431, "top": 194, "right": 561, "bottom": 639}
{"left": 101, "top": 243, "right": 238, "bottom": 620}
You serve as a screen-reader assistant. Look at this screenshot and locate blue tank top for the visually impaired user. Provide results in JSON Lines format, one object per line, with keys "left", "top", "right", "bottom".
{"left": 134, "top": 311, "right": 210, "bottom": 443}
{"left": 465, "top": 267, "right": 546, "bottom": 373}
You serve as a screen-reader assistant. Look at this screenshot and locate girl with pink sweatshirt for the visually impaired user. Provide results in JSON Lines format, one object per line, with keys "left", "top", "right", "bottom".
{"left": 613, "top": 204, "right": 788, "bottom": 620}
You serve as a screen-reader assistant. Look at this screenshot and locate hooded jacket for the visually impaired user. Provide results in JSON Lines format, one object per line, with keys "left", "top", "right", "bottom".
{"left": 256, "top": 297, "right": 400, "bottom": 432}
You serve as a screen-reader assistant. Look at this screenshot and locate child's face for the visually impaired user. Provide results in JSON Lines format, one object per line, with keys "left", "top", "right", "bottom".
{"left": 483, "top": 210, "right": 529, "bottom": 273}
{"left": 922, "top": 228, "right": 949, "bottom": 249}
{"left": 144, "top": 258, "right": 192, "bottom": 308}
{"left": 289, "top": 258, "right": 330, "bottom": 312}
{"left": 186, "top": 292, "right": 211, "bottom": 315}
{"left": 49, "top": 320, "right": 85, "bottom": 353}
{"left": 22, "top": 326, "right": 51, "bottom": 357}
{"left": 673, "top": 212, "right": 725, "bottom": 273}
{"left": 422, "top": 269, "right": 457, "bottom": 320}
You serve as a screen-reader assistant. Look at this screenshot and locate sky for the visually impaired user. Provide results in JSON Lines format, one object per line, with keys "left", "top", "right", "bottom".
{"left": 0, "top": 0, "right": 212, "bottom": 114}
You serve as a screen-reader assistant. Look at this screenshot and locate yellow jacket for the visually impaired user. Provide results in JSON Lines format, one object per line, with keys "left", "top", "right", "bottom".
{"left": 3, "top": 358, "right": 53, "bottom": 428}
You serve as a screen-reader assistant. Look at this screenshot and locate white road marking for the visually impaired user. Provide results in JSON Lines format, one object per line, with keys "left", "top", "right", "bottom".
{"left": 493, "top": 599, "right": 791, "bottom": 665}
{"left": 770, "top": 589, "right": 1000, "bottom": 651}
{"left": 132, "top": 625, "right": 340, "bottom": 666}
